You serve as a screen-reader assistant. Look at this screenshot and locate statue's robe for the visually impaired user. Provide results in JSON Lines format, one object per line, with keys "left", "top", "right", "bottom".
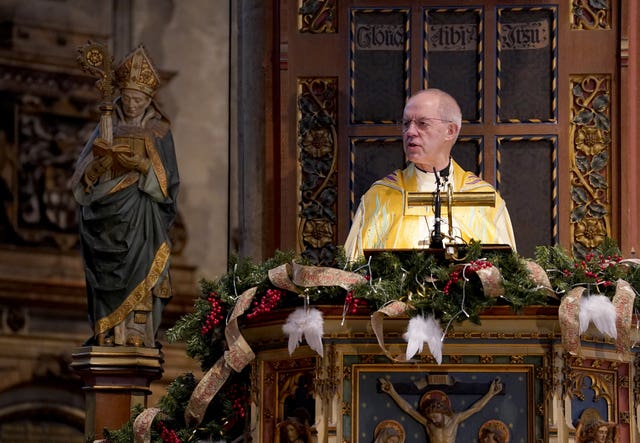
{"left": 72, "top": 101, "right": 179, "bottom": 346}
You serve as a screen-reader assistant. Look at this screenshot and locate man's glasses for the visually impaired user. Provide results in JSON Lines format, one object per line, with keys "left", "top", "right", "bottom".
{"left": 401, "top": 117, "right": 452, "bottom": 133}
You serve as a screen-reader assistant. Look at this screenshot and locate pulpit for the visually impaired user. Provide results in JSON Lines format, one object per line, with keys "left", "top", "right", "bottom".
{"left": 87, "top": 245, "right": 639, "bottom": 443}
{"left": 242, "top": 305, "right": 634, "bottom": 443}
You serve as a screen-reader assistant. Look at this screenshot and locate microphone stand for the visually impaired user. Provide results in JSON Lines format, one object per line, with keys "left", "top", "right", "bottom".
{"left": 429, "top": 167, "right": 444, "bottom": 249}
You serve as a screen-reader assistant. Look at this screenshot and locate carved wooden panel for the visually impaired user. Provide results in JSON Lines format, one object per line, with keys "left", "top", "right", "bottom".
{"left": 569, "top": 75, "right": 612, "bottom": 258}
{"left": 498, "top": 136, "right": 558, "bottom": 257}
{"left": 497, "top": 6, "right": 557, "bottom": 123}
{"left": 261, "top": 356, "right": 318, "bottom": 443}
{"left": 276, "top": 0, "right": 626, "bottom": 260}
{"left": 0, "top": 67, "right": 99, "bottom": 250}
{"left": 350, "top": 8, "right": 409, "bottom": 124}
{"left": 425, "top": 7, "right": 483, "bottom": 122}
{"left": 349, "top": 137, "right": 403, "bottom": 218}
{"left": 564, "top": 353, "right": 630, "bottom": 441}
{"left": 296, "top": 77, "right": 339, "bottom": 264}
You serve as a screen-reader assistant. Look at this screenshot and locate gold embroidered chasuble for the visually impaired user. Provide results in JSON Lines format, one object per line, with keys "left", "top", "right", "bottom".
{"left": 344, "top": 161, "right": 516, "bottom": 261}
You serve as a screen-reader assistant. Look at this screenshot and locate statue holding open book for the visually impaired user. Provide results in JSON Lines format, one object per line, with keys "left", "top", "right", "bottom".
{"left": 71, "top": 43, "right": 180, "bottom": 347}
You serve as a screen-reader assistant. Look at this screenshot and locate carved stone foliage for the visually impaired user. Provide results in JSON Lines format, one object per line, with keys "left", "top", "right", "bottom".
{"left": 569, "top": 75, "right": 611, "bottom": 259}
{"left": 296, "top": 77, "right": 338, "bottom": 265}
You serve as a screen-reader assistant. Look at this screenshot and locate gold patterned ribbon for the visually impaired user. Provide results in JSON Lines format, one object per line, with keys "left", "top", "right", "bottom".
{"left": 475, "top": 265, "right": 505, "bottom": 298}
{"left": 524, "top": 260, "right": 556, "bottom": 298}
{"left": 133, "top": 407, "right": 163, "bottom": 443}
{"left": 181, "top": 263, "right": 366, "bottom": 427}
{"left": 370, "top": 300, "right": 412, "bottom": 363}
{"left": 184, "top": 286, "right": 257, "bottom": 426}
{"left": 474, "top": 259, "right": 554, "bottom": 298}
{"left": 370, "top": 259, "right": 556, "bottom": 359}
{"left": 557, "top": 280, "right": 636, "bottom": 356}
{"left": 269, "top": 262, "right": 368, "bottom": 294}
{"left": 613, "top": 279, "right": 635, "bottom": 353}
{"left": 621, "top": 258, "right": 640, "bottom": 267}
{"left": 558, "top": 287, "right": 584, "bottom": 355}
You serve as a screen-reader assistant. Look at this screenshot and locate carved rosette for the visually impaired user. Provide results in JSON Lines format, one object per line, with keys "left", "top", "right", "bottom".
{"left": 296, "top": 77, "right": 338, "bottom": 265}
{"left": 569, "top": 75, "right": 611, "bottom": 259}
{"left": 571, "top": 0, "right": 610, "bottom": 30}
{"left": 298, "top": 0, "right": 337, "bottom": 33}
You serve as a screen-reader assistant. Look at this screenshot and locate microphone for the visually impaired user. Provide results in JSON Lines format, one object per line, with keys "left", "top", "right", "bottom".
{"left": 430, "top": 166, "right": 444, "bottom": 249}
{"left": 439, "top": 161, "right": 450, "bottom": 181}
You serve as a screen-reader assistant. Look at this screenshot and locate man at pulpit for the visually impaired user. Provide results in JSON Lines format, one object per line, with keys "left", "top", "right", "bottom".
{"left": 71, "top": 45, "right": 179, "bottom": 347}
{"left": 344, "top": 88, "right": 516, "bottom": 262}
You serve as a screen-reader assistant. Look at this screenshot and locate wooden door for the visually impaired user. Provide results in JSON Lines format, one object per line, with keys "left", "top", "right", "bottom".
{"left": 270, "top": 0, "right": 622, "bottom": 262}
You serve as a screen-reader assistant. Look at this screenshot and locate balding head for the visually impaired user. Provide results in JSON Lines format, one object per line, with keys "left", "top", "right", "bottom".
{"left": 407, "top": 89, "right": 462, "bottom": 137}
{"left": 402, "top": 89, "right": 462, "bottom": 171}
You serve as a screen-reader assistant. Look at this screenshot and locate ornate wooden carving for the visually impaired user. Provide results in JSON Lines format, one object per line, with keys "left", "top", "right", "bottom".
{"left": 298, "top": 0, "right": 337, "bottom": 33}
{"left": 571, "top": 0, "right": 611, "bottom": 30}
{"left": 296, "top": 77, "right": 338, "bottom": 264}
{"left": 569, "top": 75, "right": 612, "bottom": 258}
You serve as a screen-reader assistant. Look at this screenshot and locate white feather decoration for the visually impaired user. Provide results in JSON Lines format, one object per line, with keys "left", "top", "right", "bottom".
{"left": 404, "top": 316, "right": 428, "bottom": 360}
{"left": 579, "top": 295, "right": 617, "bottom": 339}
{"left": 403, "top": 314, "right": 443, "bottom": 364}
{"left": 282, "top": 307, "right": 324, "bottom": 356}
{"left": 302, "top": 308, "right": 324, "bottom": 356}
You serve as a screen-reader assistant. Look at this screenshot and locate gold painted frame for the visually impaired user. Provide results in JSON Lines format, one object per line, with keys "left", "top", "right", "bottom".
{"left": 346, "top": 362, "right": 539, "bottom": 442}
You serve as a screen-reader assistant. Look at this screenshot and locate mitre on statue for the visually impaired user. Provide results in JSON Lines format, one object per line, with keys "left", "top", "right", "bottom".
{"left": 115, "top": 44, "right": 161, "bottom": 97}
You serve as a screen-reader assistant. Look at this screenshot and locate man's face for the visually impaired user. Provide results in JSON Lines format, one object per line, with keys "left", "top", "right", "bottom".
{"left": 121, "top": 89, "right": 152, "bottom": 119}
{"left": 286, "top": 424, "right": 299, "bottom": 441}
{"left": 402, "top": 93, "right": 456, "bottom": 170}
{"left": 481, "top": 432, "right": 498, "bottom": 443}
{"left": 428, "top": 411, "right": 445, "bottom": 427}
{"left": 595, "top": 426, "right": 608, "bottom": 443}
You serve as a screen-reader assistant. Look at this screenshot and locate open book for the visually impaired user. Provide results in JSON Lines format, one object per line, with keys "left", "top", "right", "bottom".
{"left": 92, "top": 138, "right": 135, "bottom": 176}
{"left": 92, "top": 138, "right": 134, "bottom": 158}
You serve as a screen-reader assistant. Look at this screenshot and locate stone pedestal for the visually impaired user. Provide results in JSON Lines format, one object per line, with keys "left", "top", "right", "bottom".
{"left": 71, "top": 346, "right": 164, "bottom": 441}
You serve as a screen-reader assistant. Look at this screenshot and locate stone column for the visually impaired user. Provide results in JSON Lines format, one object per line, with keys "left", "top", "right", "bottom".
{"left": 71, "top": 346, "right": 164, "bottom": 441}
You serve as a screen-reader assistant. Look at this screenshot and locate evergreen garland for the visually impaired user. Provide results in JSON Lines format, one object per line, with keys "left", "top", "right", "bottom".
{"left": 534, "top": 237, "right": 640, "bottom": 297}
{"left": 104, "top": 239, "right": 640, "bottom": 442}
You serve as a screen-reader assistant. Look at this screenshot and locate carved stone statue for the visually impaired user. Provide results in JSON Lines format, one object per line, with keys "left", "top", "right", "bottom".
{"left": 478, "top": 419, "right": 510, "bottom": 443}
{"left": 575, "top": 408, "right": 617, "bottom": 443}
{"left": 72, "top": 44, "right": 179, "bottom": 347}
{"left": 378, "top": 377, "right": 503, "bottom": 443}
{"left": 278, "top": 416, "right": 311, "bottom": 443}
{"left": 374, "top": 419, "right": 405, "bottom": 443}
